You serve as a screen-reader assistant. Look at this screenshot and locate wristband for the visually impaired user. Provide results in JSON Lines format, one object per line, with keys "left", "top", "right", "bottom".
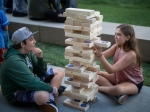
{"left": 52, "top": 87, "right": 58, "bottom": 94}
{"left": 97, "top": 54, "right": 103, "bottom": 58}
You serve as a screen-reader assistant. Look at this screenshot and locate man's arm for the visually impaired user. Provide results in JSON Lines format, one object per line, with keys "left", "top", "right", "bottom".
{"left": 29, "top": 48, "right": 47, "bottom": 77}
{"left": 8, "top": 59, "right": 53, "bottom": 93}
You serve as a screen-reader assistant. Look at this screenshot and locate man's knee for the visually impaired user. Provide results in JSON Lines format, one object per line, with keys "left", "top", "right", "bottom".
{"left": 34, "top": 91, "right": 50, "bottom": 105}
{"left": 54, "top": 68, "right": 64, "bottom": 76}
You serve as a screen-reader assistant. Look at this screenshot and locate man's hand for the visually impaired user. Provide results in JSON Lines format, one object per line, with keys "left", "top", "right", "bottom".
{"left": 32, "top": 48, "right": 43, "bottom": 58}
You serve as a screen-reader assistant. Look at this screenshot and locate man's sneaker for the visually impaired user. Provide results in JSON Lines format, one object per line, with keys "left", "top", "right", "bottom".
{"left": 58, "top": 85, "right": 66, "bottom": 95}
{"left": 118, "top": 95, "right": 128, "bottom": 104}
{"left": 39, "top": 100, "right": 58, "bottom": 112}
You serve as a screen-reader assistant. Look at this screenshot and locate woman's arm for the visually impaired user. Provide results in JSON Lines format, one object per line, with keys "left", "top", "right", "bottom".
{"left": 98, "top": 50, "right": 136, "bottom": 73}
{"left": 94, "top": 43, "right": 136, "bottom": 73}
{"left": 102, "top": 44, "right": 117, "bottom": 58}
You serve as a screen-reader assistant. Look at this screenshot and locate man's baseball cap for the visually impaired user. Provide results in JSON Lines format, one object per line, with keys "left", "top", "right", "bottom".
{"left": 12, "top": 27, "right": 38, "bottom": 44}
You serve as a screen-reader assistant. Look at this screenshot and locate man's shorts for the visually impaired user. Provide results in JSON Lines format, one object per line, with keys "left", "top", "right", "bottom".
{"left": 13, "top": 68, "right": 54, "bottom": 107}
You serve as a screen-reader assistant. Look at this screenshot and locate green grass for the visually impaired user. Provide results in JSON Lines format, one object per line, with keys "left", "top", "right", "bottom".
{"left": 77, "top": 0, "right": 150, "bottom": 27}
{"left": 36, "top": 42, "right": 150, "bottom": 87}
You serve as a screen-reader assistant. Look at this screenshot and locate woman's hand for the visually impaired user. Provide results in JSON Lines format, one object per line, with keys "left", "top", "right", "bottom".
{"left": 94, "top": 43, "right": 103, "bottom": 58}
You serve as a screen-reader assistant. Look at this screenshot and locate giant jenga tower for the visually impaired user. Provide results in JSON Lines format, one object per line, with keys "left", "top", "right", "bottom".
{"left": 63, "top": 8, "right": 111, "bottom": 111}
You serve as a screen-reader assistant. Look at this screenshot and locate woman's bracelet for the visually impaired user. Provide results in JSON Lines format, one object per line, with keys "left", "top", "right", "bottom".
{"left": 97, "top": 54, "right": 103, "bottom": 58}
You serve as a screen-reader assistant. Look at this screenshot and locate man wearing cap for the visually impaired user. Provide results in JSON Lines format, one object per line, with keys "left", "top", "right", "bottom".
{"left": 0, "top": 27, "right": 66, "bottom": 112}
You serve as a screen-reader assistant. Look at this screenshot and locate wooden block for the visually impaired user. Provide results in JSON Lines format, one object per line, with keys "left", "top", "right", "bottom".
{"left": 65, "top": 25, "right": 82, "bottom": 31}
{"left": 65, "top": 29, "right": 73, "bottom": 33}
{"left": 90, "top": 75, "right": 99, "bottom": 83}
{"left": 64, "top": 10, "right": 100, "bottom": 19}
{"left": 70, "top": 99, "right": 83, "bottom": 106}
{"left": 94, "top": 40, "right": 111, "bottom": 48}
{"left": 65, "top": 38, "right": 94, "bottom": 48}
{"left": 65, "top": 53, "right": 82, "bottom": 59}
{"left": 72, "top": 38, "right": 85, "bottom": 42}
{"left": 80, "top": 81, "right": 93, "bottom": 89}
{"left": 66, "top": 17, "right": 96, "bottom": 24}
{"left": 64, "top": 85, "right": 98, "bottom": 102}
{"left": 65, "top": 70, "right": 97, "bottom": 81}
{"left": 65, "top": 78, "right": 81, "bottom": 87}
{"left": 65, "top": 52, "right": 74, "bottom": 57}
{"left": 73, "top": 30, "right": 81, "bottom": 34}
{"left": 65, "top": 20, "right": 73, "bottom": 25}
{"left": 72, "top": 60, "right": 81, "bottom": 66}
{"left": 65, "top": 70, "right": 91, "bottom": 78}
{"left": 65, "top": 85, "right": 72, "bottom": 94}
{"left": 72, "top": 86, "right": 85, "bottom": 93}
{"left": 65, "top": 25, "right": 92, "bottom": 32}
{"left": 92, "top": 27, "right": 102, "bottom": 34}
{"left": 65, "top": 55, "right": 94, "bottom": 63}
{"left": 65, "top": 46, "right": 81, "bottom": 53}
{"left": 65, "top": 64, "right": 86, "bottom": 73}
{"left": 86, "top": 65, "right": 100, "bottom": 73}
{"left": 69, "top": 60, "right": 97, "bottom": 68}
{"left": 82, "top": 54, "right": 95, "bottom": 60}
{"left": 90, "top": 96, "right": 97, "bottom": 102}
{"left": 98, "top": 30, "right": 102, "bottom": 35}
{"left": 73, "top": 21, "right": 82, "bottom": 26}
{"left": 80, "top": 75, "right": 99, "bottom": 89}
{"left": 63, "top": 98, "right": 89, "bottom": 112}
{"left": 65, "top": 73, "right": 73, "bottom": 77}
{"left": 94, "top": 15, "right": 103, "bottom": 21}
{"left": 81, "top": 31, "right": 90, "bottom": 36}
{"left": 72, "top": 45, "right": 83, "bottom": 51}
{"left": 89, "top": 86, "right": 98, "bottom": 101}
{"left": 65, "top": 8, "right": 95, "bottom": 16}
{"left": 65, "top": 32, "right": 96, "bottom": 40}
{"left": 72, "top": 75, "right": 93, "bottom": 82}
{"left": 81, "top": 20, "right": 102, "bottom": 28}
{"left": 82, "top": 48, "right": 94, "bottom": 55}
{"left": 82, "top": 61, "right": 97, "bottom": 67}
{"left": 97, "top": 23, "right": 102, "bottom": 28}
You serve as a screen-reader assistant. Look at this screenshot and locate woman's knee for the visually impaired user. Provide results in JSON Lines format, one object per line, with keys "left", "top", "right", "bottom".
{"left": 114, "top": 86, "right": 124, "bottom": 95}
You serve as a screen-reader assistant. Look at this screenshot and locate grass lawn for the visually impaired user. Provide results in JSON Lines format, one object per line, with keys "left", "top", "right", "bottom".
{"left": 77, "top": 0, "right": 150, "bottom": 27}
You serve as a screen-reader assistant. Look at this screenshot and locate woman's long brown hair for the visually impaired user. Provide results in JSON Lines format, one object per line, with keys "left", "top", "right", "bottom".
{"left": 117, "top": 24, "right": 141, "bottom": 68}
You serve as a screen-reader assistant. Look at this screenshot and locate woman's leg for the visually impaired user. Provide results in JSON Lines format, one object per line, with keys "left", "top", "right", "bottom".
{"left": 96, "top": 71, "right": 138, "bottom": 96}
{"left": 96, "top": 71, "right": 116, "bottom": 86}
{"left": 98, "top": 82, "right": 138, "bottom": 96}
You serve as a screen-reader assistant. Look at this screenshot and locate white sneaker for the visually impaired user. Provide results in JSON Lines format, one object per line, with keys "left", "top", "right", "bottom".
{"left": 40, "top": 100, "right": 58, "bottom": 112}
{"left": 118, "top": 95, "right": 128, "bottom": 104}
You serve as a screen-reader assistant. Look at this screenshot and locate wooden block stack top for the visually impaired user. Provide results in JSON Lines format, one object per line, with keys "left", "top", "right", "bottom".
{"left": 63, "top": 8, "right": 111, "bottom": 111}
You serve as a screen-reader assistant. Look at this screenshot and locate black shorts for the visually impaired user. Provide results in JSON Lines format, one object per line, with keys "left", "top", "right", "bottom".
{"left": 136, "top": 81, "right": 144, "bottom": 93}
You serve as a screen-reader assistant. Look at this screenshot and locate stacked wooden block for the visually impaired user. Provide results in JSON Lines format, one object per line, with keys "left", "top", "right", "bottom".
{"left": 63, "top": 8, "right": 111, "bottom": 111}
